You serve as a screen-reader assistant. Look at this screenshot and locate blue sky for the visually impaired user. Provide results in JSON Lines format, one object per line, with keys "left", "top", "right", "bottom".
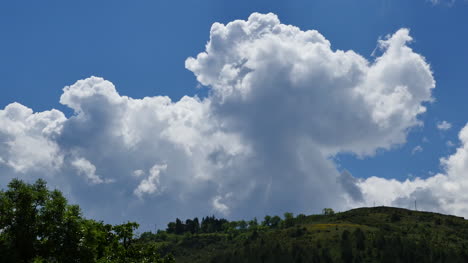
{"left": 1, "top": 0, "right": 468, "bottom": 227}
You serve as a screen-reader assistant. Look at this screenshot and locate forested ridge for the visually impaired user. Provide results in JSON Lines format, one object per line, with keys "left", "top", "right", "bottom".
{"left": 2, "top": 179, "right": 468, "bottom": 263}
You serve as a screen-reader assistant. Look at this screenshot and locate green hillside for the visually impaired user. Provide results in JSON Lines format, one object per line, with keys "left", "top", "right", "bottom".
{"left": 139, "top": 207, "right": 468, "bottom": 263}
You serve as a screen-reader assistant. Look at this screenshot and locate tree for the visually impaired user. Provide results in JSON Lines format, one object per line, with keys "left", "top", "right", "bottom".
{"left": 113, "top": 221, "right": 139, "bottom": 250}
{"left": 185, "top": 218, "right": 200, "bottom": 233}
{"left": 248, "top": 218, "right": 258, "bottom": 229}
{"left": 167, "top": 222, "right": 176, "bottom": 234}
{"left": 322, "top": 208, "right": 335, "bottom": 215}
{"left": 283, "top": 212, "right": 294, "bottom": 228}
{"left": 0, "top": 179, "right": 47, "bottom": 262}
{"left": 39, "top": 189, "right": 70, "bottom": 260}
{"left": 238, "top": 220, "right": 248, "bottom": 230}
{"left": 193, "top": 217, "right": 200, "bottom": 233}
{"left": 174, "top": 218, "right": 184, "bottom": 234}
{"left": 270, "top": 215, "right": 282, "bottom": 228}
{"left": 262, "top": 215, "right": 272, "bottom": 227}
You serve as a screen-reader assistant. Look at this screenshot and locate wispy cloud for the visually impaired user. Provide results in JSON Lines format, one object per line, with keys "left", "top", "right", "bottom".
{"left": 437, "top": 120, "right": 452, "bottom": 131}
{"left": 428, "top": 0, "right": 457, "bottom": 6}
{"left": 411, "top": 145, "right": 423, "bottom": 155}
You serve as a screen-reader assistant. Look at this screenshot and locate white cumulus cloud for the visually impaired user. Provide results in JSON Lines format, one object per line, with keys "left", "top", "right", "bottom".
{"left": 0, "top": 103, "right": 65, "bottom": 174}
{"left": 0, "top": 13, "right": 443, "bottom": 228}
{"left": 186, "top": 14, "right": 433, "bottom": 156}
{"left": 358, "top": 123, "right": 468, "bottom": 216}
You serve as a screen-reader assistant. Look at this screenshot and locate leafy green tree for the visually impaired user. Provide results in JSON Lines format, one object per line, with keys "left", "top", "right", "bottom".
{"left": 322, "top": 208, "right": 335, "bottom": 215}
{"left": 262, "top": 215, "right": 272, "bottom": 227}
{"left": 113, "top": 221, "right": 139, "bottom": 250}
{"left": 175, "top": 218, "right": 184, "bottom": 234}
{"left": 270, "top": 215, "right": 282, "bottom": 228}
{"left": 193, "top": 217, "right": 200, "bottom": 232}
{"left": 282, "top": 212, "right": 294, "bottom": 228}
{"left": 167, "top": 222, "right": 176, "bottom": 234}
{"left": 248, "top": 217, "right": 258, "bottom": 229}
{"left": 0, "top": 179, "right": 47, "bottom": 262}
{"left": 185, "top": 218, "right": 200, "bottom": 233}
{"left": 238, "top": 220, "right": 248, "bottom": 230}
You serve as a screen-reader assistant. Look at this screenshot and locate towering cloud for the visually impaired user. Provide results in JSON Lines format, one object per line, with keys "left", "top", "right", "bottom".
{"left": 0, "top": 13, "right": 443, "bottom": 228}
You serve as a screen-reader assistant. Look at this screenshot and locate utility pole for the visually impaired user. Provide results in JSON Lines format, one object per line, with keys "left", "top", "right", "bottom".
{"left": 415, "top": 200, "right": 417, "bottom": 211}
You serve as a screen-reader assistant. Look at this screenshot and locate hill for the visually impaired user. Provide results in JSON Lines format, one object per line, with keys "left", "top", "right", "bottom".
{"left": 137, "top": 207, "right": 468, "bottom": 263}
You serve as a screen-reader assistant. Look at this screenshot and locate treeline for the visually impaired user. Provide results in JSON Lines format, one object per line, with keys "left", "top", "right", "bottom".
{"left": 164, "top": 211, "right": 316, "bottom": 235}
{"left": 0, "top": 179, "right": 174, "bottom": 263}
{"left": 167, "top": 216, "right": 228, "bottom": 234}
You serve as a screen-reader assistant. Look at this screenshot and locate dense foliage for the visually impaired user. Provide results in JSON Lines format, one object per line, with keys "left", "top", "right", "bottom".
{"left": 141, "top": 209, "right": 468, "bottom": 263}
{"left": 0, "top": 179, "right": 174, "bottom": 263}
{"left": 2, "top": 178, "right": 468, "bottom": 262}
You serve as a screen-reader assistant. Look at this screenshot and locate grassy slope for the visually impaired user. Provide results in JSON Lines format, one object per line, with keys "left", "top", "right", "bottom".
{"left": 151, "top": 207, "right": 468, "bottom": 263}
